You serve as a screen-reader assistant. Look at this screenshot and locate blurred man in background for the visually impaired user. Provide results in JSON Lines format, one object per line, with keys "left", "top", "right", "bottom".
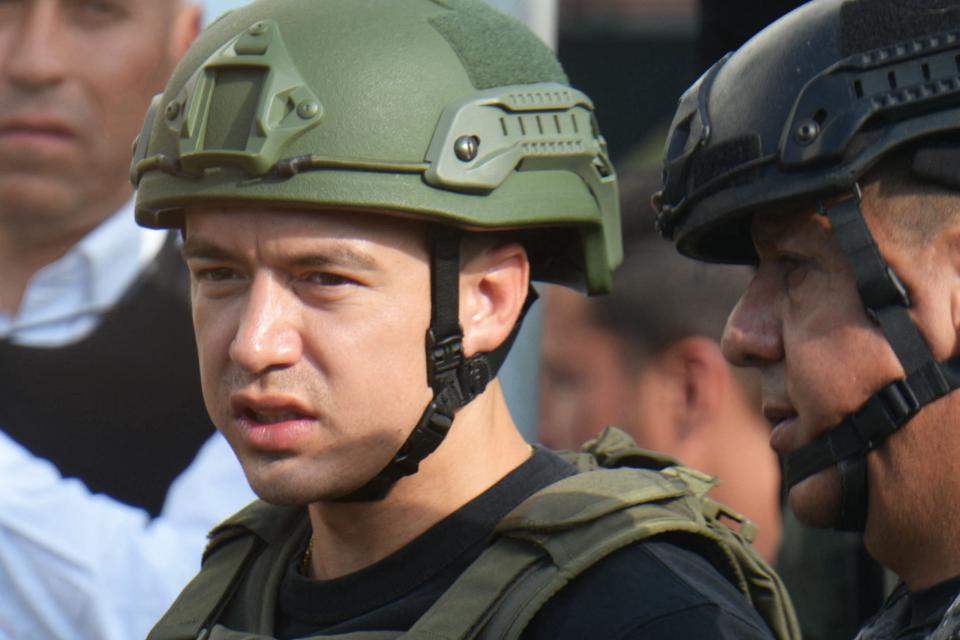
{"left": 0, "top": 2, "right": 253, "bottom": 638}
{"left": 539, "top": 171, "right": 781, "bottom": 561}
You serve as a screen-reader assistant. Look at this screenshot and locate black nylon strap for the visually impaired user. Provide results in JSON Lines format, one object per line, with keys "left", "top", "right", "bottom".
{"left": 783, "top": 359, "right": 960, "bottom": 487}
{"left": 340, "top": 226, "right": 464, "bottom": 502}
{"left": 340, "top": 227, "right": 535, "bottom": 502}
{"left": 782, "top": 191, "right": 960, "bottom": 503}
{"left": 823, "top": 192, "right": 934, "bottom": 373}
{"left": 430, "top": 226, "right": 463, "bottom": 341}
{"left": 836, "top": 457, "right": 868, "bottom": 532}
{"left": 342, "top": 402, "right": 457, "bottom": 502}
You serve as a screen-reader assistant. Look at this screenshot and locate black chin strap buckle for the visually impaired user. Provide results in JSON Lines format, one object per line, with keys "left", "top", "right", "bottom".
{"left": 878, "top": 377, "right": 921, "bottom": 427}
{"left": 428, "top": 330, "right": 464, "bottom": 377}
{"left": 784, "top": 361, "right": 956, "bottom": 495}
{"left": 460, "top": 357, "right": 492, "bottom": 400}
{"left": 427, "top": 329, "right": 466, "bottom": 402}
{"left": 427, "top": 329, "right": 495, "bottom": 410}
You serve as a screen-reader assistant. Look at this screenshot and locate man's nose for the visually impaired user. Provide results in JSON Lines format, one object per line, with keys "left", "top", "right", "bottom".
{"left": 228, "top": 275, "right": 303, "bottom": 375}
{"left": 720, "top": 275, "right": 784, "bottom": 368}
{"left": 3, "top": 1, "right": 69, "bottom": 89}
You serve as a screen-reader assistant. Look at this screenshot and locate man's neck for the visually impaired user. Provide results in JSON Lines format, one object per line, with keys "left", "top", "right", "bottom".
{"left": 0, "top": 223, "right": 96, "bottom": 315}
{"left": 874, "top": 530, "right": 960, "bottom": 592}
{"left": 863, "top": 397, "right": 960, "bottom": 592}
{"left": 304, "top": 381, "right": 531, "bottom": 580}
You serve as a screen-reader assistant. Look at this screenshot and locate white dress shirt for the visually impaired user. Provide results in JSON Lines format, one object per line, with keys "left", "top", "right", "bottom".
{"left": 0, "top": 200, "right": 167, "bottom": 346}
{"left": 0, "top": 204, "right": 255, "bottom": 639}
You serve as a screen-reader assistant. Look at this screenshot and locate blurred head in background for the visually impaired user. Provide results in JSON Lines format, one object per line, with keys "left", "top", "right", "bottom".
{"left": 539, "top": 168, "right": 781, "bottom": 560}
{"left": 0, "top": 0, "right": 201, "bottom": 304}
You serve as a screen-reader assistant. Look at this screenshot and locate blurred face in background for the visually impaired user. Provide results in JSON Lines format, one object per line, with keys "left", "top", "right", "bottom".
{"left": 539, "top": 285, "right": 674, "bottom": 452}
{"left": 539, "top": 282, "right": 783, "bottom": 561}
{"left": 0, "top": 0, "right": 199, "bottom": 237}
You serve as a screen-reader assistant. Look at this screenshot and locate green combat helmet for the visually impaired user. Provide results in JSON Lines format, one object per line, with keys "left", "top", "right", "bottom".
{"left": 130, "top": 0, "right": 620, "bottom": 500}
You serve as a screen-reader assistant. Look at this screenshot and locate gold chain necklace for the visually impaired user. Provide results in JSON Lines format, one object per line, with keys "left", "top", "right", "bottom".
{"left": 299, "top": 532, "right": 314, "bottom": 577}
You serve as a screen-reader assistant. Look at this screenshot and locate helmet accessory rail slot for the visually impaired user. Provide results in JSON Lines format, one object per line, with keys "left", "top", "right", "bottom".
{"left": 782, "top": 30, "right": 960, "bottom": 166}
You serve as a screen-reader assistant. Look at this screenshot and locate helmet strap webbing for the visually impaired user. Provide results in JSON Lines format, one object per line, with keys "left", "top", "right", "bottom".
{"left": 337, "top": 225, "right": 534, "bottom": 502}
{"left": 782, "top": 185, "right": 960, "bottom": 530}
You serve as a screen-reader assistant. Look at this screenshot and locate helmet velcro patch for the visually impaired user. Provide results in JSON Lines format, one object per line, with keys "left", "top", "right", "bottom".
{"left": 427, "top": 0, "right": 566, "bottom": 90}
{"left": 841, "top": 0, "right": 960, "bottom": 56}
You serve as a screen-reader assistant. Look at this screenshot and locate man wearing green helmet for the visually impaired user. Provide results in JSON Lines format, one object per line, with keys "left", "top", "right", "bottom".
{"left": 657, "top": 0, "right": 960, "bottom": 636}
{"left": 133, "top": 1, "right": 797, "bottom": 638}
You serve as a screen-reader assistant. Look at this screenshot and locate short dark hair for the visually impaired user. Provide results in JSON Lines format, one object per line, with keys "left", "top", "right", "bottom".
{"left": 862, "top": 144, "right": 960, "bottom": 246}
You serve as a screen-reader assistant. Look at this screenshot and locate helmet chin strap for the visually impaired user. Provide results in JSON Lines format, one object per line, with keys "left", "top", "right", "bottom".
{"left": 781, "top": 184, "right": 960, "bottom": 530}
{"left": 337, "top": 225, "right": 535, "bottom": 502}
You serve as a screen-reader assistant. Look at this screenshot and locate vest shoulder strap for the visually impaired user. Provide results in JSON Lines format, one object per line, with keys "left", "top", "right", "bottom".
{"left": 557, "top": 424, "right": 682, "bottom": 472}
{"left": 148, "top": 500, "right": 303, "bottom": 640}
{"left": 405, "top": 427, "right": 800, "bottom": 640}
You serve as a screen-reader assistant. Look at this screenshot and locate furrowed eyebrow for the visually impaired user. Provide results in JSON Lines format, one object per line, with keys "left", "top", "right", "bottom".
{"left": 288, "top": 246, "right": 378, "bottom": 271}
{"left": 181, "top": 237, "right": 236, "bottom": 262}
{"left": 180, "top": 237, "right": 379, "bottom": 271}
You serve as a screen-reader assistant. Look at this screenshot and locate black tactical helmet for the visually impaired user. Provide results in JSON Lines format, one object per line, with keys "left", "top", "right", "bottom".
{"left": 657, "top": 0, "right": 960, "bottom": 261}
{"left": 656, "top": 0, "right": 960, "bottom": 530}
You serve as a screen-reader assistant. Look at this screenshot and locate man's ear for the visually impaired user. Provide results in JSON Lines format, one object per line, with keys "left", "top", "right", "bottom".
{"left": 170, "top": 3, "right": 203, "bottom": 62}
{"left": 459, "top": 243, "right": 530, "bottom": 358}
{"left": 916, "top": 218, "right": 960, "bottom": 359}
{"left": 661, "top": 336, "right": 731, "bottom": 441}
{"left": 943, "top": 226, "right": 960, "bottom": 345}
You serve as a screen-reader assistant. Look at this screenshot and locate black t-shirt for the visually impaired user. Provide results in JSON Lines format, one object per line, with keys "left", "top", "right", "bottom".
{"left": 276, "top": 448, "right": 774, "bottom": 639}
{"left": 911, "top": 576, "right": 960, "bottom": 632}
{"left": 871, "top": 576, "right": 960, "bottom": 638}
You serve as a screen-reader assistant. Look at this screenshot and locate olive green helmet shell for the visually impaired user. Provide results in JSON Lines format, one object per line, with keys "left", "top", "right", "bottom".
{"left": 132, "top": 0, "right": 621, "bottom": 293}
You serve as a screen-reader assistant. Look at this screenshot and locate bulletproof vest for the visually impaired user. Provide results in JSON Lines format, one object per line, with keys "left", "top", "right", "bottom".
{"left": 855, "top": 586, "right": 960, "bottom": 640}
{"left": 147, "top": 428, "right": 800, "bottom": 640}
{"left": 0, "top": 234, "right": 214, "bottom": 516}
{"left": 933, "top": 592, "right": 960, "bottom": 639}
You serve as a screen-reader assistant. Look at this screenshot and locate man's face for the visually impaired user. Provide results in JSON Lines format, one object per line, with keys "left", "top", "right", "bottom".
{"left": 0, "top": 0, "right": 196, "bottom": 233}
{"left": 539, "top": 286, "right": 633, "bottom": 449}
{"left": 183, "top": 207, "right": 434, "bottom": 505}
{"left": 539, "top": 286, "right": 673, "bottom": 452}
{"left": 721, "top": 199, "right": 955, "bottom": 529}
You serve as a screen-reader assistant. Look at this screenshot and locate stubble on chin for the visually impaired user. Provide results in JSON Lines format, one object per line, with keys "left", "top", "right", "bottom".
{"left": 234, "top": 425, "right": 409, "bottom": 507}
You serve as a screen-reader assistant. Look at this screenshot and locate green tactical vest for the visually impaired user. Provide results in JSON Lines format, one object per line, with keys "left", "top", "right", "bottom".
{"left": 148, "top": 427, "right": 801, "bottom": 640}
